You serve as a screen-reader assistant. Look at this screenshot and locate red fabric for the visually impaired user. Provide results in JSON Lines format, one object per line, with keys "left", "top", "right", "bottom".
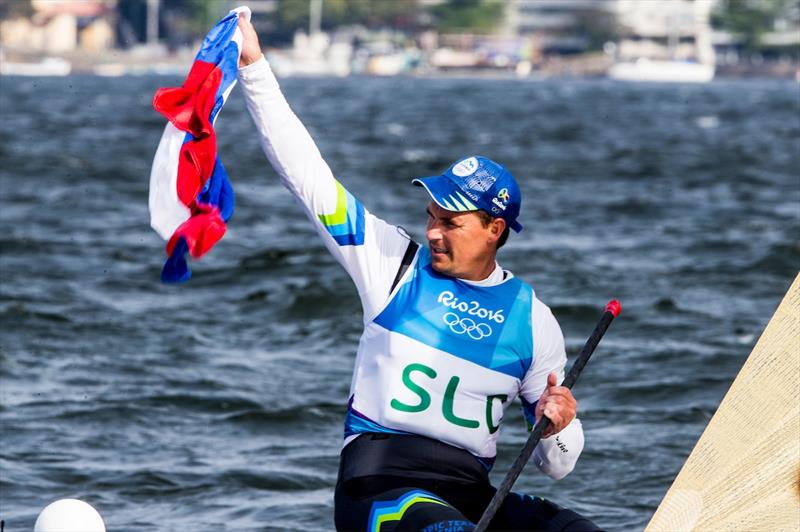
{"left": 166, "top": 204, "right": 226, "bottom": 259}
{"left": 153, "top": 61, "right": 220, "bottom": 139}
{"left": 154, "top": 60, "right": 222, "bottom": 208}
{"left": 176, "top": 133, "right": 217, "bottom": 207}
{"left": 154, "top": 59, "right": 224, "bottom": 259}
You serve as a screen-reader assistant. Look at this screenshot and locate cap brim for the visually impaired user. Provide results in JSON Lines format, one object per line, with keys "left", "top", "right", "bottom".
{"left": 412, "top": 175, "right": 479, "bottom": 213}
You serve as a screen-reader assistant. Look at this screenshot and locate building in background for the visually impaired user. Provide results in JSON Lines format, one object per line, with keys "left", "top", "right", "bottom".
{"left": 503, "top": 0, "right": 615, "bottom": 55}
{"left": 1, "top": 0, "right": 116, "bottom": 55}
{"left": 0, "top": 0, "right": 117, "bottom": 75}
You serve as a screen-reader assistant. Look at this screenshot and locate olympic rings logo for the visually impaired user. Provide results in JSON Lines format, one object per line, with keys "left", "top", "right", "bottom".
{"left": 443, "top": 312, "right": 493, "bottom": 340}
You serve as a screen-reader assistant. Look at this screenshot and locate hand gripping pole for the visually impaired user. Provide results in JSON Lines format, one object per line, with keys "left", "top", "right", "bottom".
{"left": 473, "top": 300, "right": 621, "bottom": 532}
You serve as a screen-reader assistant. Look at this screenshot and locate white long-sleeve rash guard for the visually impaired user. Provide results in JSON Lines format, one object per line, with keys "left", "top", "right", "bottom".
{"left": 238, "top": 56, "right": 584, "bottom": 481}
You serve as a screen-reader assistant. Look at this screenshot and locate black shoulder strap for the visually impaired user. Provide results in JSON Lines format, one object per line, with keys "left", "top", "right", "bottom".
{"left": 390, "top": 240, "right": 419, "bottom": 295}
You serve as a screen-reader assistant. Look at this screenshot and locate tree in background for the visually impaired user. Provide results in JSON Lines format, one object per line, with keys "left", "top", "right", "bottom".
{"left": 115, "top": 0, "right": 418, "bottom": 47}
{"left": 162, "top": 0, "right": 228, "bottom": 46}
{"left": 117, "top": 0, "right": 239, "bottom": 47}
{"left": 117, "top": 0, "right": 149, "bottom": 46}
{"left": 0, "top": 0, "right": 33, "bottom": 20}
{"left": 262, "top": 0, "right": 419, "bottom": 44}
{"left": 712, "top": 0, "right": 799, "bottom": 53}
{"left": 172, "top": 0, "right": 225, "bottom": 33}
{"left": 114, "top": 0, "right": 511, "bottom": 47}
{"left": 254, "top": 0, "right": 509, "bottom": 45}
{"left": 571, "top": 7, "right": 622, "bottom": 52}
{"left": 430, "top": 0, "right": 504, "bottom": 34}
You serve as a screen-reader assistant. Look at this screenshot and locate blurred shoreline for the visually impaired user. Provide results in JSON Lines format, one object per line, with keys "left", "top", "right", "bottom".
{"left": 3, "top": 0, "right": 798, "bottom": 82}
{"left": 2, "top": 45, "right": 798, "bottom": 80}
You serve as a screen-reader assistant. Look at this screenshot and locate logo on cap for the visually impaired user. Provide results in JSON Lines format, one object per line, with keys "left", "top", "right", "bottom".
{"left": 497, "top": 188, "right": 510, "bottom": 203}
{"left": 452, "top": 157, "right": 479, "bottom": 177}
{"left": 491, "top": 187, "right": 510, "bottom": 212}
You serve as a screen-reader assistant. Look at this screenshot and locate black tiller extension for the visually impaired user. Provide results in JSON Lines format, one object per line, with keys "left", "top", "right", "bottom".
{"left": 473, "top": 300, "right": 621, "bottom": 532}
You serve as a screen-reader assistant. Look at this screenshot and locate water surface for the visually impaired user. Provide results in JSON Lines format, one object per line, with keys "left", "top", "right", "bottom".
{"left": 1, "top": 74, "right": 798, "bottom": 530}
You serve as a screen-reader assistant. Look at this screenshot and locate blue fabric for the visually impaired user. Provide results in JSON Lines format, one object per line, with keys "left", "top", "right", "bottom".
{"left": 520, "top": 397, "right": 538, "bottom": 429}
{"left": 367, "top": 489, "right": 448, "bottom": 532}
{"left": 344, "top": 407, "right": 410, "bottom": 438}
{"left": 194, "top": 11, "right": 240, "bottom": 125}
{"left": 198, "top": 158, "right": 235, "bottom": 222}
{"left": 326, "top": 191, "right": 366, "bottom": 246}
{"left": 195, "top": 12, "right": 239, "bottom": 64}
{"left": 373, "top": 247, "right": 534, "bottom": 379}
{"left": 209, "top": 41, "right": 241, "bottom": 124}
{"left": 161, "top": 238, "right": 191, "bottom": 283}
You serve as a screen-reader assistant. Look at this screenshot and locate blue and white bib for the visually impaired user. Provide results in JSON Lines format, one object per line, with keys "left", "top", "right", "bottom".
{"left": 344, "top": 247, "right": 534, "bottom": 459}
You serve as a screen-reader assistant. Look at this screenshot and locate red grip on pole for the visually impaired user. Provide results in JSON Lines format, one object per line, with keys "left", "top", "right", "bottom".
{"left": 605, "top": 299, "right": 622, "bottom": 318}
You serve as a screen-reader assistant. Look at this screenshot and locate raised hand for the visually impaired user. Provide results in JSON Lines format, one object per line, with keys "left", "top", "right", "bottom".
{"left": 238, "top": 17, "right": 263, "bottom": 68}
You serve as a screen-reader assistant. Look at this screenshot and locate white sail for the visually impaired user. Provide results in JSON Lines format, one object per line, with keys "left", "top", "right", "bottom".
{"left": 647, "top": 273, "right": 800, "bottom": 531}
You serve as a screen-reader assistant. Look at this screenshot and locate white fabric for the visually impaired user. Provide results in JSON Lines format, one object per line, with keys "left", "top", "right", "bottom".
{"left": 149, "top": 122, "right": 189, "bottom": 239}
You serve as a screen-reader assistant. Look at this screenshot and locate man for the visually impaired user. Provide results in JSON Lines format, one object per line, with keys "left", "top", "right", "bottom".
{"left": 237, "top": 18, "right": 600, "bottom": 532}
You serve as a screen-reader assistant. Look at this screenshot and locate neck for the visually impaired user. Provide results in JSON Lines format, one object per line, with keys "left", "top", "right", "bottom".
{"left": 460, "top": 255, "right": 498, "bottom": 282}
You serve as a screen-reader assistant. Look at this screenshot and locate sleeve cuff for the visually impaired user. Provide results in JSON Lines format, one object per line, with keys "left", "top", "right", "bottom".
{"left": 237, "top": 54, "right": 269, "bottom": 77}
{"left": 237, "top": 54, "right": 281, "bottom": 92}
{"left": 533, "top": 417, "right": 583, "bottom": 480}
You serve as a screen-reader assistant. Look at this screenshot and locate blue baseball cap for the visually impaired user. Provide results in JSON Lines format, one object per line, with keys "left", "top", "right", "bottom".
{"left": 413, "top": 155, "right": 523, "bottom": 233}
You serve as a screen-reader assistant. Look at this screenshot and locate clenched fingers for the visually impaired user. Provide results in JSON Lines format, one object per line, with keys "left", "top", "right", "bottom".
{"left": 536, "top": 373, "right": 577, "bottom": 437}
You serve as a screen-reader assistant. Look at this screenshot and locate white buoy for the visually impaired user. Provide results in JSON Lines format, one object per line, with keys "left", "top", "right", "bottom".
{"left": 34, "top": 499, "right": 106, "bottom": 532}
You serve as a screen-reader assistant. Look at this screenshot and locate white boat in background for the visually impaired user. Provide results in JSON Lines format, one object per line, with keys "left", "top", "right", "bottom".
{"left": 608, "top": 0, "right": 715, "bottom": 83}
{"left": 266, "top": 35, "right": 352, "bottom": 78}
{"left": 365, "top": 53, "right": 408, "bottom": 76}
{"left": 0, "top": 57, "right": 71, "bottom": 76}
{"left": 608, "top": 58, "right": 714, "bottom": 83}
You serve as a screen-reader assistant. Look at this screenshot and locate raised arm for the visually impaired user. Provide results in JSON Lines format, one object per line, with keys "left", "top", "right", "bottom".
{"left": 236, "top": 19, "right": 412, "bottom": 319}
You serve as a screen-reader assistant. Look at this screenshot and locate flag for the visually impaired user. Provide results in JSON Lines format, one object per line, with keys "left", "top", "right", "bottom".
{"left": 149, "top": 6, "right": 250, "bottom": 283}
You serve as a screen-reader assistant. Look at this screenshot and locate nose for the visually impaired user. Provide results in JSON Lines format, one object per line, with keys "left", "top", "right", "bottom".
{"left": 426, "top": 220, "right": 442, "bottom": 243}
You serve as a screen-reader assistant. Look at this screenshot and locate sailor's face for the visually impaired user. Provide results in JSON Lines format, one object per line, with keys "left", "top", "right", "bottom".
{"left": 425, "top": 201, "right": 499, "bottom": 281}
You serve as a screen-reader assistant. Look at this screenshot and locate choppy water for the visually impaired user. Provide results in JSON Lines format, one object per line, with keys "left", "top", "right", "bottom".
{"left": 1, "top": 73, "right": 798, "bottom": 531}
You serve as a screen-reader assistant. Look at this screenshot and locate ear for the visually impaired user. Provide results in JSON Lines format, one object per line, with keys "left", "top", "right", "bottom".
{"left": 488, "top": 217, "right": 506, "bottom": 244}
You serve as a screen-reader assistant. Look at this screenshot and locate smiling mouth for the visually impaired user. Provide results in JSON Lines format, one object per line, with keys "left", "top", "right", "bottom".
{"left": 430, "top": 244, "right": 448, "bottom": 256}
